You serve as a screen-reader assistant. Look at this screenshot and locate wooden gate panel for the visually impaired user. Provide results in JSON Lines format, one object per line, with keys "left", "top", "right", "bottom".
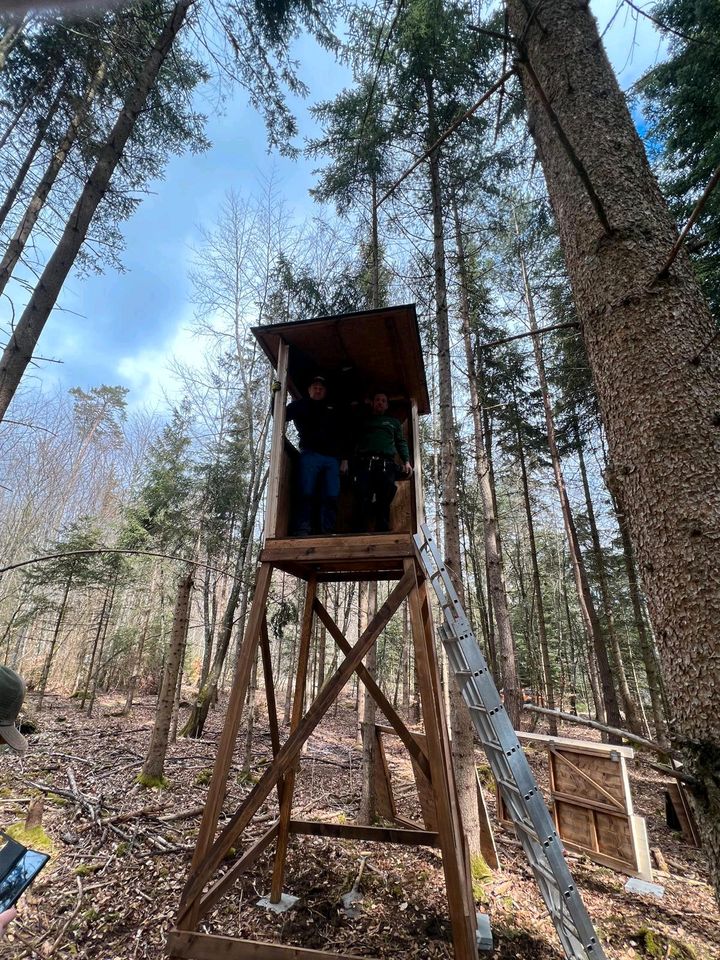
{"left": 496, "top": 733, "right": 652, "bottom": 881}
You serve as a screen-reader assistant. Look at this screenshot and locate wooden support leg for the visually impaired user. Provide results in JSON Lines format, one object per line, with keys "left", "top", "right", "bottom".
{"left": 178, "top": 568, "right": 415, "bottom": 922}
{"left": 260, "top": 617, "right": 281, "bottom": 761}
{"left": 405, "top": 560, "right": 477, "bottom": 960}
{"left": 270, "top": 578, "right": 317, "bottom": 902}
{"left": 178, "top": 562, "right": 273, "bottom": 931}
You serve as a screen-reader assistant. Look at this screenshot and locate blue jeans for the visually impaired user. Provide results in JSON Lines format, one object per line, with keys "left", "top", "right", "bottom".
{"left": 295, "top": 451, "right": 340, "bottom": 535}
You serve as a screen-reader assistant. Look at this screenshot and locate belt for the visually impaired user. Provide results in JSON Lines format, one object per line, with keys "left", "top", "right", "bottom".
{"left": 359, "top": 453, "right": 393, "bottom": 462}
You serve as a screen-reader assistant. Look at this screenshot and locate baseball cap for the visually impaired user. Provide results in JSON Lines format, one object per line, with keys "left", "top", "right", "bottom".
{"left": 309, "top": 374, "right": 327, "bottom": 385}
{"left": 0, "top": 667, "right": 28, "bottom": 755}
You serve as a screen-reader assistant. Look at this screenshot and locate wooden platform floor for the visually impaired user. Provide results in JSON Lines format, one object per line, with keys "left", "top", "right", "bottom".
{"left": 261, "top": 533, "right": 416, "bottom": 579}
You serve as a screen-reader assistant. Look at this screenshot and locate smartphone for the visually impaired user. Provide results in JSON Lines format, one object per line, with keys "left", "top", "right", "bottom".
{"left": 0, "top": 841, "right": 49, "bottom": 912}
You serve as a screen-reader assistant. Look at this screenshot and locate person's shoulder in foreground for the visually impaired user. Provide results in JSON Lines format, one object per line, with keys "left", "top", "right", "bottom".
{"left": 0, "top": 667, "right": 28, "bottom": 755}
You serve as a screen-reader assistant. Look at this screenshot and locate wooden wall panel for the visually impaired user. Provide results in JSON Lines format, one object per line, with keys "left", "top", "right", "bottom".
{"left": 496, "top": 735, "right": 652, "bottom": 881}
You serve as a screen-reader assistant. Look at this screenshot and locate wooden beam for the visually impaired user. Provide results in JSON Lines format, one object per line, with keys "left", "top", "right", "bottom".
{"left": 410, "top": 398, "right": 424, "bottom": 529}
{"left": 517, "top": 729, "right": 635, "bottom": 759}
{"left": 271, "top": 579, "right": 317, "bottom": 901}
{"left": 167, "top": 930, "right": 378, "bottom": 960}
{"left": 261, "top": 534, "right": 414, "bottom": 564}
{"left": 179, "top": 562, "right": 273, "bottom": 931}
{"left": 259, "top": 617, "right": 281, "bottom": 761}
{"left": 265, "top": 339, "right": 289, "bottom": 540}
{"left": 178, "top": 567, "right": 415, "bottom": 921}
{"left": 313, "top": 596, "right": 431, "bottom": 780}
{"left": 405, "top": 561, "right": 478, "bottom": 960}
{"left": 197, "top": 822, "right": 280, "bottom": 920}
{"left": 288, "top": 819, "right": 440, "bottom": 847}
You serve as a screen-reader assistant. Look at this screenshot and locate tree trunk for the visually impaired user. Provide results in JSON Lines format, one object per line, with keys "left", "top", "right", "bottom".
{"left": 182, "top": 571, "right": 243, "bottom": 739}
{"left": 518, "top": 235, "right": 621, "bottom": 732}
{"left": 80, "top": 585, "right": 111, "bottom": 710}
{"left": 0, "top": 0, "right": 192, "bottom": 423}
{"left": 506, "top": 0, "right": 720, "bottom": 893}
{"left": 573, "top": 417, "right": 642, "bottom": 733}
{"left": 0, "top": 83, "right": 64, "bottom": 234}
{"left": 425, "top": 75, "right": 481, "bottom": 853}
{"left": 170, "top": 612, "right": 190, "bottom": 745}
{"left": 0, "top": 55, "right": 110, "bottom": 295}
{"left": 607, "top": 477, "right": 668, "bottom": 744}
{"left": 141, "top": 569, "right": 194, "bottom": 784}
{"left": 124, "top": 577, "right": 155, "bottom": 714}
{"left": 242, "top": 649, "right": 259, "bottom": 773}
{"left": 36, "top": 574, "right": 72, "bottom": 712}
{"left": 515, "top": 413, "right": 557, "bottom": 734}
{"left": 0, "top": 13, "right": 25, "bottom": 71}
{"left": 452, "top": 193, "right": 522, "bottom": 728}
{"left": 87, "top": 577, "right": 117, "bottom": 717}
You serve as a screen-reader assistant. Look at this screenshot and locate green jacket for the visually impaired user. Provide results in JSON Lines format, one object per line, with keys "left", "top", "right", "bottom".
{"left": 355, "top": 412, "right": 409, "bottom": 462}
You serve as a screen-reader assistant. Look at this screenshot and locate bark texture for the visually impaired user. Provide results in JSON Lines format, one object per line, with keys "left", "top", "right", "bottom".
{"left": 506, "top": 0, "right": 720, "bottom": 893}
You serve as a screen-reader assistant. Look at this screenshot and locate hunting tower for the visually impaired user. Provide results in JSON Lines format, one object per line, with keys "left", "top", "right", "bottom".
{"left": 168, "top": 305, "right": 481, "bottom": 960}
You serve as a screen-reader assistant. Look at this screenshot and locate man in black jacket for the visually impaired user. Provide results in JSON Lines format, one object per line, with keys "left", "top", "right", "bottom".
{"left": 286, "top": 376, "right": 348, "bottom": 535}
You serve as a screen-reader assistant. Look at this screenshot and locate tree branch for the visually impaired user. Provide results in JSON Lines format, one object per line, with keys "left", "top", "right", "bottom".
{"left": 519, "top": 57, "right": 612, "bottom": 233}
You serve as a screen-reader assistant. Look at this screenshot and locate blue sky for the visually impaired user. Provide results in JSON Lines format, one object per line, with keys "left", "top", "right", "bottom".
{"left": 1, "top": 0, "right": 667, "bottom": 414}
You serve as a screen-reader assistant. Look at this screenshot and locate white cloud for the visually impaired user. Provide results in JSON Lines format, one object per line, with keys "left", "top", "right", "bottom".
{"left": 116, "top": 306, "right": 208, "bottom": 411}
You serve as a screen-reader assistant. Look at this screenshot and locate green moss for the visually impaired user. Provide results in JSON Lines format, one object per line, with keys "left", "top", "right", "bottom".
{"left": 475, "top": 764, "right": 493, "bottom": 788}
{"left": 5, "top": 823, "right": 53, "bottom": 853}
{"left": 636, "top": 927, "right": 697, "bottom": 959}
{"left": 74, "top": 863, "right": 101, "bottom": 877}
{"left": 115, "top": 842, "right": 129, "bottom": 857}
{"left": 47, "top": 793, "right": 69, "bottom": 806}
{"left": 194, "top": 769, "right": 212, "bottom": 787}
{"left": 470, "top": 853, "right": 493, "bottom": 901}
{"left": 135, "top": 772, "right": 169, "bottom": 789}
{"left": 83, "top": 908, "right": 100, "bottom": 922}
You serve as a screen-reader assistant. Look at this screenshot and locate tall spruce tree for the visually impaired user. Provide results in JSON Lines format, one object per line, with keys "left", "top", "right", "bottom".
{"left": 505, "top": 0, "right": 720, "bottom": 894}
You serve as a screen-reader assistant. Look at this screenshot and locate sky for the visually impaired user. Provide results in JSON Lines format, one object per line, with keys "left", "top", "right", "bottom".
{"left": 1, "top": 0, "right": 669, "bottom": 415}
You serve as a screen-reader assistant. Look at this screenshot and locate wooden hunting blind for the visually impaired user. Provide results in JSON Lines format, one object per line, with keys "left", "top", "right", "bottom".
{"left": 167, "top": 305, "right": 482, "bottom": 960}
{"left": 254, "top": 303, "right": 429, "bottom": 560}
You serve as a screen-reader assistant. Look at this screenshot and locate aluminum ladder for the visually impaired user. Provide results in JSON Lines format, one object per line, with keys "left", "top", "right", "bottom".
{"left": 414, "top": 524, "right": 606, "bottom": 960}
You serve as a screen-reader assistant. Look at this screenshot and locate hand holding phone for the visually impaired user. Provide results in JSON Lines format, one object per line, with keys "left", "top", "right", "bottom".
{"left": 0, "top": 905, "right": 17, "bottom": 936}
{"left": 0, "top": 832, "right": 49, "bottom": 915}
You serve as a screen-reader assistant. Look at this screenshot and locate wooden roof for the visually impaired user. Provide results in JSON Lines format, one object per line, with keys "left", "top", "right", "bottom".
{"left": 251, "top": 304, "right": 430, "bottom": 415}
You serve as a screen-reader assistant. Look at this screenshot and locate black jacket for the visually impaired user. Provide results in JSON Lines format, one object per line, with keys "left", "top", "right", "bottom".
{"left": 286, "top": 397, "right": 347, "bottom": 458}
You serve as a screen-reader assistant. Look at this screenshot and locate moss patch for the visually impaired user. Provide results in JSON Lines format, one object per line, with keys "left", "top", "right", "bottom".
{"left": 135, "top": 772, "right": 168, "bottom": 789}
{"left": 470, "top": 853, "right": 493, "bottom": 901}
{"left": 5, "top": 822, "right": 53, "bottom": 854}
{"left": 635, "top": 927, "right": 697, "bottom": 959}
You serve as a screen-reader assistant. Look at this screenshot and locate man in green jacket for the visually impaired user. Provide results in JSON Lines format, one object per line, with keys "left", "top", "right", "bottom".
{"left": 352, "top": 391, "right": 412, "bottom": 532}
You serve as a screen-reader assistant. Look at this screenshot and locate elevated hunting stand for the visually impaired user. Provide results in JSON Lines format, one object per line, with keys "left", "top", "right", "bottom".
{"left": 168, "top": 304, "right": 604, "bottom": 960}
{"left": 168, "top": 304, "right": 481, "bottom": 959}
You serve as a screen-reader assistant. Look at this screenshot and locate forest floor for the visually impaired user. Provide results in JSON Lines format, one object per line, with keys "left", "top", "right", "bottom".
{"left": 1, "top": 691, "right": 718, "bottom": 960}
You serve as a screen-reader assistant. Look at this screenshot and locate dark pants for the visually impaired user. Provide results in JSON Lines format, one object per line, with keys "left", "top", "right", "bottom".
{"left": 294, "top": 450, "right": 340, "bottom": 535}
{"left": 352, "top": 456, "right": 397, "bottom": 532}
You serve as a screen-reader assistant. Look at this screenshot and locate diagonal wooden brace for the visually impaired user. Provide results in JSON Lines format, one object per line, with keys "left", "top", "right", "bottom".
{"left": 178, "top": 566, "right": 416, "bottom": 923}
{"left": 313, "top": 596, "right": 431, "bottom": 781}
